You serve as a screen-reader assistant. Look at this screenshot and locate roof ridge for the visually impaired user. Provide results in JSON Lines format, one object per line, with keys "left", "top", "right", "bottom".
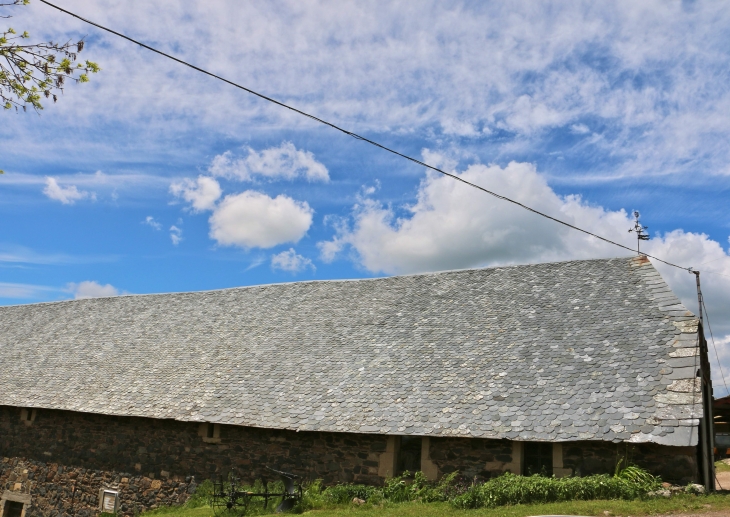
{"left": 1, "top": 255, "right": 634, "bottom": 309}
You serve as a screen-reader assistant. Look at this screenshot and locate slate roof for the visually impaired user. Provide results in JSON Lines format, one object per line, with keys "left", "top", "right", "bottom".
{"left": 0, "top": 257, "right": 703, "bottom": 446}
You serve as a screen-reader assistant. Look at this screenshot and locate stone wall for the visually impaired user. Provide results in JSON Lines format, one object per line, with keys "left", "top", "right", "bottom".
{"left": 427, "top": 436, "right": 514, "bottom": 480}
{"left": 562, "top": 440, "right": 699, "bottom": 484}
{"left": 0, "top": 405, "right": 385, "bottom": 485}
{"left": 0, "top": 457, "right": 195, "bottom": 517}
{"left": 0, "top": 404, "right": 700, "bottom": 517}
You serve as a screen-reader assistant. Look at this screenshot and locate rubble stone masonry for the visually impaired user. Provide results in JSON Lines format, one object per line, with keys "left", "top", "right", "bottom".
{"left": 0, "top": 405, "right": 700, "bottom": 516}
{"left": 1, "top": 457, "right": 194, "bottom": 517}
{"left": 0, "top": 405, "right": 386, "bottom": 485}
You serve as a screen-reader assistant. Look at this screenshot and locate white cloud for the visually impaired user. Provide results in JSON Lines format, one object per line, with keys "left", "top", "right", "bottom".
{"left": 143, "top": 216, "right": 162, "bottom": 230}
{"left": 317, "top": 239, "right": 344, "bottom": 263}
{"left": 271, "top": 248, "right": 315, "bottom": 273}
{"left": 169, "top": 225, "right": 183, "bottom": 245}
{"left": 6, "top": 1, "right": 730, "bottom": 182}
{"left": 209, "top": 190, "right": 313, "bottom": 249}
{"left": 43, "top": 177, "right": 95, "bottom": 205}
{"left": 318, "top": 157, "right": 730, "bottom": 389}
{"left": 713, "top": 335, "right": 730, "bottom": 398}
{"left": 570, "top": 123, "right": 591, "bottom": 134}
{"left": 319, "top": 159, "right": 632, "bottom": 274}
{"left": 209, "top": 143, "right": 329, "bottom": 182}
{"left": 333, "top": 161, "right": 730, "bottom": 321}
{"left": 170, "top": 175, "right": 222, "bottom": 212}
{"left": 361, "top": 180, "right": 381, "bottom": 196}
{"left": 5, "top": 171, "right": 174, "bottom": 204}
{"left": 67, "top": 281, "right": 120, "bottom": 299}
{"left": 644, "top": 230, "right": 730, "bottom": 339}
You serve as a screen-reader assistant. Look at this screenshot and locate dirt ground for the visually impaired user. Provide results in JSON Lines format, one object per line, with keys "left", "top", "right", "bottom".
{"left": 655, "top": 473, "right": 730, "bottom": 516}
{"left": 716, "top": 472, "right": 730, "bottom": 491}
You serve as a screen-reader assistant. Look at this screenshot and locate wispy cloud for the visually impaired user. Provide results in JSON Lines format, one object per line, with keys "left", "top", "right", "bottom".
{"left": 67, "top": 280, "right": 123, "bottom": 299}
{"left": 570, "top": 123, "right": 590, "bottom": 135}
{"left": 0, "top": 245, "right": 117, "bottom": 265}
{"left": 209, "top": 143, "right": 329, "bottom": 182}
{"left": 0, "top": 280, "right": 126, "bottom": 301}
{"left": 8, "top": 1, "right": 730, "bottom": 181}
{"left": 169, "top": 225, "right": 183, "bottom": 245}
{"left": 0, "top": 282, "right": 62, "bottom": 299}
{"left": 271, "top": 248, "right": 315, "bottom": 273}
{"left": 143, "top": 216, "right": 162, "bottom": 230}
{"left": 170, "top": 176, "right": 222, "bottom": 212}
{"left": 3, "top": 172, "right": 180, "bottom": 206}
{"left": 43, "top": 177, "right": 95, "bottom": 205}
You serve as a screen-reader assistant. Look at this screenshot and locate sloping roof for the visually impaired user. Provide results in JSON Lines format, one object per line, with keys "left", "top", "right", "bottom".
{"left": 0, "top": 257, "right": 702, "bottom": 446}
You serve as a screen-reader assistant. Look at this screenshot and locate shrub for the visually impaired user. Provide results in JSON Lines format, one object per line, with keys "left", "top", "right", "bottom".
{"left": 184, "top": 479, "right": 214, "bottom": 509}
{"left": 210, "top": 465, "right": 662, "bottom": 513}
{"left": 450, "top": 470, "right": 661, "bottom": 509}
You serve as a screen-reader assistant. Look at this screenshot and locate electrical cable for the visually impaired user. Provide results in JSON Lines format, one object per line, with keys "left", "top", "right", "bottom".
{"left": 40, "top": 0, "right": 694, "bottom": 272}
{"left": 691, "top": 322, "right": 700, "bottom": 447}
{"left": 704, "top": 270, "right": 730, "bottom": 281}
{"left": 702, "top": 297, "right": 730, "bottom": 397}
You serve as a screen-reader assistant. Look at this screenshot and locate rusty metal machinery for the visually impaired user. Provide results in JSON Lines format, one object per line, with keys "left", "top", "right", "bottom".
{"left": 211, "top": 467, "right": 302, "bottom": 516}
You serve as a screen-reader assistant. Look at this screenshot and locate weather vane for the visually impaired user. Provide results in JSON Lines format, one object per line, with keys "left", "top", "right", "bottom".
{"left": 628, "top": 210, "right": 650, "bottom": 254}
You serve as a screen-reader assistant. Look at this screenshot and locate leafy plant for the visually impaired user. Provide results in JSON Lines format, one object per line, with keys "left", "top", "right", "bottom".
{"left": 197, "top": 466, "right": 663, "bottom": 514}
{"left": 450, "top": 471, "right": 661, "bottom": 510}
{"left": 615, "top": 464, "right": 655, "bottom": 485}
{"left": 1, "top": 0, "right": 100, "bottom": 112}
{"left": 183, "top": 479, "right": 213, "bottom": 509}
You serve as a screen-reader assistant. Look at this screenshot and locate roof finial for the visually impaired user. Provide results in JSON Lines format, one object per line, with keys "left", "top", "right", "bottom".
{"left": 628, "top": 210, "right": 650, "bottom": 255}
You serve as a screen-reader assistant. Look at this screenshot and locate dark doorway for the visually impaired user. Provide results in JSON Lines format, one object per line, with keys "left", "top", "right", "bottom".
{"left": 397, "top": 436, "right": 422, "bottom": 475}
{"left": 2, "top": 501, "right": 24, "bottom": 517}
{"left": 523, "top": 442, "right": 553, "bottom": 476}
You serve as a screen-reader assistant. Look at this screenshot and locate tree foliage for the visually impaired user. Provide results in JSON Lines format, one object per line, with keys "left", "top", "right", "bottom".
{"left": 1, "top": 0, "right": 99, "bottom": 113}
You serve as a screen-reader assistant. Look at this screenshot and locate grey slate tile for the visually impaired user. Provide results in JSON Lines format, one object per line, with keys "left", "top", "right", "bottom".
{"left": 0, "top": 257, "right": 702, "bottom": 446}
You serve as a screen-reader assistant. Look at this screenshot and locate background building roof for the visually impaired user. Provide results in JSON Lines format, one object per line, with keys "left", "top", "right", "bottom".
{"left": 0, "top": 256, "right": 702, "bottom": 445}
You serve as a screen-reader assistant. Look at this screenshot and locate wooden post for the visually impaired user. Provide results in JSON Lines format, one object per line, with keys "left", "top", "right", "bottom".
{"left": 421, "top": 437, "right": 438, "bottom": 481}
{"left": 378, "top": 436, "right": 399, "bottom": 478}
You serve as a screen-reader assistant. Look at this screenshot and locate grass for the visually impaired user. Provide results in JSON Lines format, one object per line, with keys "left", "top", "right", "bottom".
{"left": 715, "top": 459, "right": 730, "bottom": 473}
{"left": 139, "top": 466, "right": 725, "bottom": 517}
{"left": 142, "top": 493, "right": 730, "bottom": 517}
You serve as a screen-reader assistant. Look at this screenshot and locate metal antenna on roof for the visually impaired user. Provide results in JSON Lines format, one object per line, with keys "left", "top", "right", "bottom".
{"left": 628, "top": 210, "right": 650, "bottom": 254}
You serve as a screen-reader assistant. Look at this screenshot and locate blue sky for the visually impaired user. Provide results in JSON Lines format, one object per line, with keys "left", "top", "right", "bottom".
{"left": 3, "top": 1, "right": 730, "bottom": 390}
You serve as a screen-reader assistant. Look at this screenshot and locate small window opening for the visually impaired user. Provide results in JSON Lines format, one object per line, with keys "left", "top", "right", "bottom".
{"left": 2, "top": 501, "right": 25, "bottom": 517}
{"left": 397, "top": 436, "right": 422, "bottom": 476}
{"left": 19, "top": 408, "right": 35, "bottom": 425}
{"left": 523, "top": 442, "right": 553, "bottom": 476}
{"left": 199, "top": 422, "right": 221, "bottom": 443}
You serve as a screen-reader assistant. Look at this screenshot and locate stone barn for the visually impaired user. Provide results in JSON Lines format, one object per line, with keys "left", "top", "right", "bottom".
{"left": 0, "top": 256, "right": 715, "bottom": 516}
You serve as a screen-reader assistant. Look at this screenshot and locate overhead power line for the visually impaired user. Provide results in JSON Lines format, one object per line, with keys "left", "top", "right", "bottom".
{"left": 40, "top": 0, "right": 694, "bottom": 272}
{"left": 702, "top": 297, "right": 730, "bottom": 397}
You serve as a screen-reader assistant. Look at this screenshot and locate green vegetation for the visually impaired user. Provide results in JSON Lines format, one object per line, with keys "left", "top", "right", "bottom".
{"left": 142, "top": 492, "right": 730, "bottom": 517}
{"left": 138, "top": 465, "right": 730, "bottom": 516}
{"left": 1, "top": 0, "right": 100, "bottom": 113}
{"left": 293, "top": 469, "right": 661, "bottom": 511}
{"left": 715, "top": 459, "right": 730, "bottom": 473}
{"left": 451, "top": 472, "right": 660, "bottom": 509}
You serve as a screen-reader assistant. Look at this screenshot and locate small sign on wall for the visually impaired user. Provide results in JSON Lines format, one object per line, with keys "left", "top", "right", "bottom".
{"left": 98, "top": 489, "right": 119, "bottom": 513}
